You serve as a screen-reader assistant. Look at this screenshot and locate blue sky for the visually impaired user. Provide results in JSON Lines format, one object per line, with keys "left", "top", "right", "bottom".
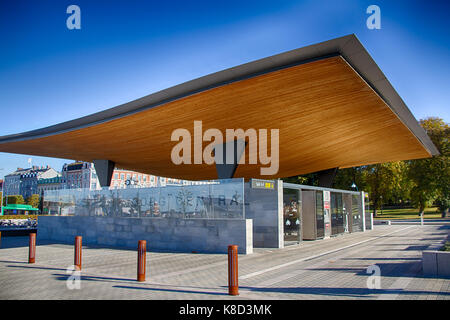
{"left": 0, "top": 0, "right": 449, "bottom": 179}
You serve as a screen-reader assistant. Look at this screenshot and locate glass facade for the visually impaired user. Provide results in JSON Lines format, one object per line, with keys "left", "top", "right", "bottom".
{"left": 43, "top": 178, "right": 245, "bottom": 219}
{"left": 315, "top": 191, "right": 325, "bottom": 238}
{"left": 283, "top": 182, "right": 366, "bottom": 241}
{"left": 283, "top": 188, "right": 301, "bottom": 242}
{"left": 351, "top": 194, "right": 363, "bottom": 232}
{"left": 330, "top": 192, "right": 345, "bottom": 235}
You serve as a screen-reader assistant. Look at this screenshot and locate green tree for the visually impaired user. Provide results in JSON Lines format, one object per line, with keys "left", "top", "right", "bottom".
{"left": 282, "top": 174, "right": 314, "bottom": 185}
{"left": 334, "top": 166, "right": 366, "bottom": 191}
{"left": 407, "top": 117, "right": 449, "bottom": 215}
{"left": 7, "top": 195, "right": 25, "bottom": 205}
{"left": 26, "top": 194, "right": 40, "bottom": 208}
{"left": 386, "top": 161, "right": 413, "bottom": 206}
{"left": 362, "top": 162, "right": 407, "bottom": 216}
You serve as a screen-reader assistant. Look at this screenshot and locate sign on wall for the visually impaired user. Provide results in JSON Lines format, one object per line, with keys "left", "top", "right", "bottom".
{"left": 250, "top": 179, "right": 275, "bottom": 190}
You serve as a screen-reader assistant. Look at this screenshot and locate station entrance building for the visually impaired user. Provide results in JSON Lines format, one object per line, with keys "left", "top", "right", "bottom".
{"left": 38, "top": 179, "right": 371, "bottom": 254}
{"left": 0, "top": 34, "right": 436, "bottom": 254}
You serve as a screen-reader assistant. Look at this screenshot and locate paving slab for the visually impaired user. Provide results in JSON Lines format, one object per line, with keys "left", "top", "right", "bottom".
{"left": 0, "top": 224, "right": 449, "bottom": 300}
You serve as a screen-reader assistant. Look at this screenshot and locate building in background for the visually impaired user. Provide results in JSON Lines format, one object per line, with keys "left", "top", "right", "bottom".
{"left": 4, "top": 168, "right": 28, "bottom": 196}
{"left": 61, "top": 161, "right": 169, "bottom": 190}
{"left": 4, "top": 166, "right": 59, "bottom": 199}
{"left": 20, "top": 166, "right": 59, "bottom": 199}
{"left": 61, "top": 162, "right": 99, "bottom": 190}
{"left": 5, "top": 161, "right": 197, "bottom": 196}
{"left": 37, "top": 176, "right": 63, "bottom": 194}
{"left": 111, "top": 168, "right": 159, "bottom": 189}
{"left": 111, "top": 172, "right": 202, "bottom": 188}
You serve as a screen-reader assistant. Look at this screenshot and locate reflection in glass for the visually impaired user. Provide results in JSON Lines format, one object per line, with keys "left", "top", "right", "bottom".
{"left": 43, "top": 178, "right": 245, "bottom": 219}
{"left": 351, "top": 194, "right": 363, "bottom": 232}
{"left": 315, "top": 191, "right": 325, "bottom": 238}
{"left": 283, "top": 189, "right": 300, "bottom": 242}
{"left": 331, "top": 192, "right": 344, "bottom": 235}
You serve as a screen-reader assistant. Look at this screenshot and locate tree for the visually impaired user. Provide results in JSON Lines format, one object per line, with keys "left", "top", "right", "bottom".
{"left": 282, "top": 174, "right": 313, "bottom": 186}
{"left": 362, "top": 162, "right": 406, "bottom": 216}
{"left": 408, "top": 117, "right": 449, "bottom": 215}
{"left": 334, "top": 167, "right": 366, "bottom": 191}
{"left": 6, "top": 195, "right": 25, "bottom": 205}
{"left": 385, "top": 161, "right": 413, "bottom": 206}
{"left": 26, "top": 194, "right": 40, "bottom": 208}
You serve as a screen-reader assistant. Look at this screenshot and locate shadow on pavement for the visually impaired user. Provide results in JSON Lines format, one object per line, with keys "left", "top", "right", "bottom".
{"left": 7, "top": 264, "right": 68, "bottom": 272}
{"left": 53, "top": 273, "right": 134, "bottom": 283}
{"left": 51, "top": 272, "right": 228, "bottom": 296}
{"left": 342, "top": 257, "right": 420, "bottom": 261}
{"left": 237, "top": 286, "right": 450, "bottom": 298}
{"left": 112, "top": 284, "right": 228, "bottom": 296}
{"left": 302, "top": 261, "right": 450, "bottom": 280}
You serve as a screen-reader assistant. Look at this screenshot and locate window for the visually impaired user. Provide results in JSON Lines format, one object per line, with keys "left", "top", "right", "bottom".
{"left": 114, "top": 173, "right": 119, "bottom": 180}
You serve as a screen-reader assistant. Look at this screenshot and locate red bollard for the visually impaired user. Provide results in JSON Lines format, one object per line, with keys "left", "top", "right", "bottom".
{"left": 28, "top": 233, "right": 36, "bottom": 264}
{"left": 228, "top": 245, "right": 239, "bottom": 296}
{"left": 74, "top": 236, "right": 82, "bottom": 270}
{"left": 137, "top": 240, "right": 146, "bottom": 282}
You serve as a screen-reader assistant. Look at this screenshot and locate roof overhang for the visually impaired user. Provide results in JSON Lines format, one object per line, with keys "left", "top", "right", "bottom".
{"left": 0, "top": 34, "right": 439, "bottom": 180}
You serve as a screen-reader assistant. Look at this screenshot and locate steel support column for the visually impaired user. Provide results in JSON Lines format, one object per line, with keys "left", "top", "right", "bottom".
{"left": 93, "top": 159, "right": 115, "bottom": 187}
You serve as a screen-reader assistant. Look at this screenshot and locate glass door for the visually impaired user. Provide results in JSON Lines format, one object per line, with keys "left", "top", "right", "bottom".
{"left": 331, "top": 192, "right": 344, "bottom": 235}
{"left": 315, "top": 191, "right": 325, "bottom": 238}
{"left": 283, "top": 188, "right": 301, "bottom": 244}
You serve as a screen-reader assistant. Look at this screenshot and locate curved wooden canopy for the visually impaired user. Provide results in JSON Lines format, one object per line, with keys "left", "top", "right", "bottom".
{"left": 0, "top": 34, "right": 438, "bottom": 180}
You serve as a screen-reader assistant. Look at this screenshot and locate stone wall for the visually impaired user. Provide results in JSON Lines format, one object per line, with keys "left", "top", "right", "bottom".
{"left": 37, "top": 216, "right": 253, "bottom": 254}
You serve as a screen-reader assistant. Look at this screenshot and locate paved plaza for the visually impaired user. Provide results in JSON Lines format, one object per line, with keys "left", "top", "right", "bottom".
{"left": 0, "top": 224, "right": 449, "bottom": 300}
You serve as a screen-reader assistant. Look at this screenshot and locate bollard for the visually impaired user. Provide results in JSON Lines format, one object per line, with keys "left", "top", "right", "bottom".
{"left": 0, "top": 231, "right": 2, "bottom": 248}
{"left": 137, "top": 240, "right": 146, "bottom": 282}
{"left": 228, "top": 245, "right": 239, "bottom": 296}
{"left": 28, "top": 233, "right": 36, "bottom": 264}
{"left": 74, "top": 236, "right": 82, "bottom": 270}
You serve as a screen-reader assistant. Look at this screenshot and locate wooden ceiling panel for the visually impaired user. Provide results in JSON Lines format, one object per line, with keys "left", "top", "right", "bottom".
{"left": 0, "top": 55, "right": 432, "bottom": 180}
